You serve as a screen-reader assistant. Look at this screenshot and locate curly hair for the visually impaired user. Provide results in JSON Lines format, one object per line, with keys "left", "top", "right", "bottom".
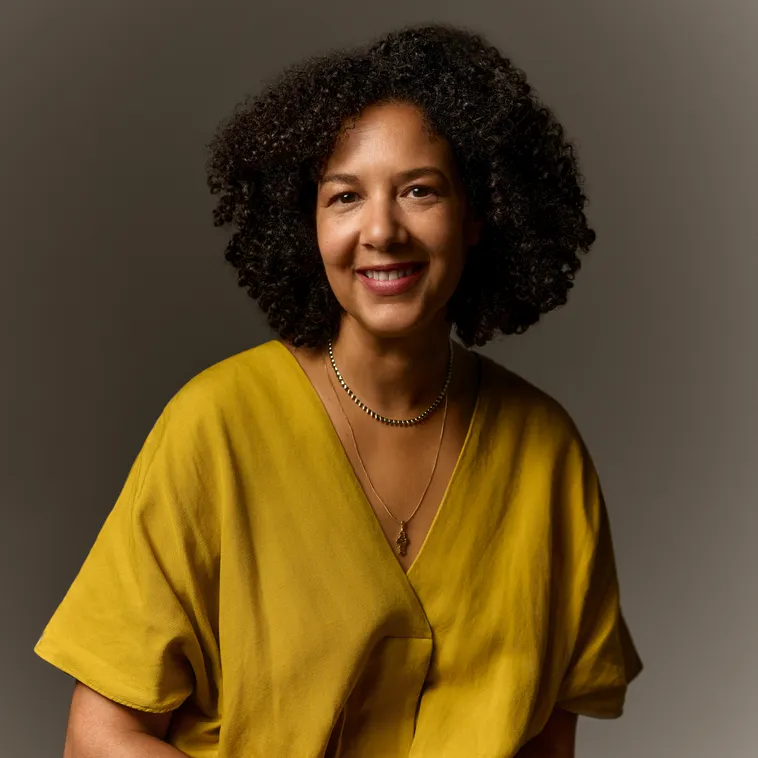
{"left": 206, "top": 23, "right": 596, "bottom": 347}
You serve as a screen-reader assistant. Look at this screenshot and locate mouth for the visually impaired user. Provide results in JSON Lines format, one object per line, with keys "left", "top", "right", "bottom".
{"left": 356, "top": 262, "right": 426, "bottom": 282}
{"left": 356, "top": 262, "right": 427, "bottom": 296}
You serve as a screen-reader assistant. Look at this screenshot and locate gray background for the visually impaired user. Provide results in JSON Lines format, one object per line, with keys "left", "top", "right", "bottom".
{"left": 3, "top": 1, "right": 756, "bottom": 756}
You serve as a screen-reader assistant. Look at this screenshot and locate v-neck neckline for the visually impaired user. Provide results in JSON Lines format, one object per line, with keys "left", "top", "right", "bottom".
{"left": 272, "top": 339, "right": 487, "bottom": 584}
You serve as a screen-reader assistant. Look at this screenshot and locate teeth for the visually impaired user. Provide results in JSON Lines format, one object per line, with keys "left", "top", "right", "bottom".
{"left": 364, "top": 267, "right": 416, "bottom": 281}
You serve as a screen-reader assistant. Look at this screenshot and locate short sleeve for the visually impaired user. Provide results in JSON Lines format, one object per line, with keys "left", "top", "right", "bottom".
{"left": 555, "top": 440, "right": 643, "bottom": 719}
{"left": 34, "top": 402, "right": 219, "bottom": 713}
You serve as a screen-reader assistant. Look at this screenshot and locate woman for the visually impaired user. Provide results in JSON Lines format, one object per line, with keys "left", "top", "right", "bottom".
{"left": 35, "top": 23, "right": 642, "bottom": 757}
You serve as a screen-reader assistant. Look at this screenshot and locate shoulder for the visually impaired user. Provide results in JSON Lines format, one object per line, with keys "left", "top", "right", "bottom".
{"left": 127, "top": 341, "right": 289, "bottom": 516}
{"left": 478, "top": 352, "right": 583, "bottom": 449}
{"left": 159, "top": 339, "right": 286, "bottom": 426}
{"left": 170, "top": 340, "right": 283, "bottom": 407}
{"left": 478, "top": 353, "right": 606, "bottom": 539}
{"left": 133, "top": 340, "right": 289, "bottom": 470}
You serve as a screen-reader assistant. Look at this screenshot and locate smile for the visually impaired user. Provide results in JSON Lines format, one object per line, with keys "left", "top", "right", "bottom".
{"left": 362, "top": 266, "right": 418, "bottom": 281}
{"left": 357, "top": 263, "right": 427, "bottom": 296}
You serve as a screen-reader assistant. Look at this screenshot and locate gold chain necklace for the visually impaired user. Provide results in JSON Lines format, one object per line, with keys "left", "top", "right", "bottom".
{"left": 323, "top": 352, "right": 450, "bottom": 556}
{"left": 328, "top": 339, "right": 453, "bottom": 426}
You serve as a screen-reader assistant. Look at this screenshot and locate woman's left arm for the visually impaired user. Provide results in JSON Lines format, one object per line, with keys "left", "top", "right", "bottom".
{"left": 516, "top": 708, "right": 578, "bottom": 758}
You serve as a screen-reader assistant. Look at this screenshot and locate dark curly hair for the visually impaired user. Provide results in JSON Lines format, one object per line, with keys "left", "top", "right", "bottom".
{"left": 206, "top": 23, "right": 596, "bottom": 347}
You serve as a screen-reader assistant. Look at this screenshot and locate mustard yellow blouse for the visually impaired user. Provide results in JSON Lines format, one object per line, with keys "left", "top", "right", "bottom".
{"left": 34, "top": 340, "right": 642, "bottom": 757}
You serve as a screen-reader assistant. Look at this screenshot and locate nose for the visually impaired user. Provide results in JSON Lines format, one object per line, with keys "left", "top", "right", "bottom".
{"left": 359, "top": 196, "right": 409, "bottom": 252}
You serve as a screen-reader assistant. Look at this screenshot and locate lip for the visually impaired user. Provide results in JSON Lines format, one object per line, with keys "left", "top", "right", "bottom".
{"left": 357, "top": 263, "right": 427, "bottom": 296}
{"left": 355, "top": 261, "right": 425, "bottom": 273}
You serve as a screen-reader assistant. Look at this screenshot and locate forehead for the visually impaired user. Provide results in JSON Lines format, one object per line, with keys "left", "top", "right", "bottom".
{"left": 324, "top": 102, "right": 454, "bottom": 172}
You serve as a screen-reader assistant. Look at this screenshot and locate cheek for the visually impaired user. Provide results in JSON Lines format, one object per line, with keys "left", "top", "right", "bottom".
{"left": 421, "top": 213, "right": 467, "bottom": 264}
{"left": 316, "top": 217, "right": 354, "bottom": 268}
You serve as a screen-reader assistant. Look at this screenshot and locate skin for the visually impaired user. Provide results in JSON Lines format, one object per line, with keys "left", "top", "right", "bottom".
{"left": 63, "top": 682, "right": 187, "bottom": 757}
{"left": 314, "top": 100, "right": 482, "bottom": 417}
{"left": 63, "top": 101, "right": 577, "bottom": 757}
{"left": 311, "top": 101, "right": 578, "bottom": 755}
{"left": 286, "top": 101, "right": 484, "bottom": 574}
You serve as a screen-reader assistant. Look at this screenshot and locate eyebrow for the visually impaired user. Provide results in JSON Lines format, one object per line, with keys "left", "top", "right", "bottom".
{"left": 319, "top": 166, "right": 450, "bottom": 186}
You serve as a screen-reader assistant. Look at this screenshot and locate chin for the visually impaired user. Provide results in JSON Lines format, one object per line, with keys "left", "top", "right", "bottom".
{"left": 348, "top": 305, "right": 448, "bottom": 342}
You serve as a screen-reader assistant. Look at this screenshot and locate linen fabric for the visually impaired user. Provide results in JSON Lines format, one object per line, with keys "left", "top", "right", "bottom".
{"left": 34, "top": 340, "right": 642, "bottom": 757}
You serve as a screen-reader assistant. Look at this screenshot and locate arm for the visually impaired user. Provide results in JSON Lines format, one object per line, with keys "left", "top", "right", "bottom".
{"left": 63, "top": 682, "right": 189, "bottom": 758}
{"left": 516, "top": 708, "right": 578, "bottom": 758}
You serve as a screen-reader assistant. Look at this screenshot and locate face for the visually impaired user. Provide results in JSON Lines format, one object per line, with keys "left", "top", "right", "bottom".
{"left": 315, "top": 101, "right": 481, "bottom": 341}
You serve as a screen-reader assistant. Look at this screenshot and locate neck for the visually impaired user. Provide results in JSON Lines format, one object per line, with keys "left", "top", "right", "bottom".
{"left": 328, "top": 318, "right": 454, "bottom": 419}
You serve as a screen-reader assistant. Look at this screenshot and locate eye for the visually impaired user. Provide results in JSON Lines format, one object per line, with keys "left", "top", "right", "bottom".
{"left": 330, "top": 191, "right": 359, "bottom": 205}
{"left": 406, "top": 185, "right": 437, "bottom": 199}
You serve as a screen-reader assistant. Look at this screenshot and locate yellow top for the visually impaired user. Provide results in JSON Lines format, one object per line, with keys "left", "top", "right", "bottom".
{"left": 34, "top": 340, "right": 642, "bottom": 757}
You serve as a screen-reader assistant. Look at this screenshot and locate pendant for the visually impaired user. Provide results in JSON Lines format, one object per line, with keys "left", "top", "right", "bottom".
{"left": 396, "top": 521, "right": 409, "bottom": 556}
